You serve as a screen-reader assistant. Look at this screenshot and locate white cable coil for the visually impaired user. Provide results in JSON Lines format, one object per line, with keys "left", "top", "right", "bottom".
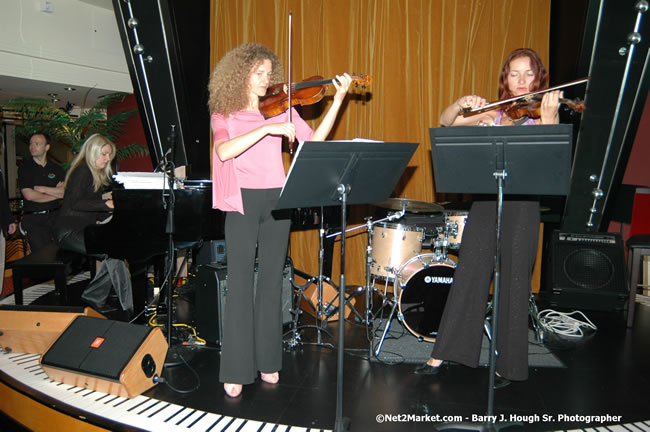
{"left": 537, "top": 309, "right": 598, "bottom": 338}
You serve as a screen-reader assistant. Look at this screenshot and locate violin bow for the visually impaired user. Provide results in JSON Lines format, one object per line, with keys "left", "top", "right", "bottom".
{"left": 462, "top": 77, "right": 590, "bottom": 116}
{"left": 287, "top": 11, "right": 294, "bottom": 155}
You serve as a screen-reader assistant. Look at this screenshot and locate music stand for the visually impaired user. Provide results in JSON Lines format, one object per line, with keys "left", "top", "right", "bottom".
{"left": 277, "top": 139, "right": 418, "bottom": 432}
{"left": 429, "top": 124, "right": 572, "bottom": 430}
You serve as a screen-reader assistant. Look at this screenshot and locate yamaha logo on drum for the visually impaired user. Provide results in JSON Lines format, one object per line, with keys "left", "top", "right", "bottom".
{"left": 424, "top": 276, "right": 454, "bottom": 284}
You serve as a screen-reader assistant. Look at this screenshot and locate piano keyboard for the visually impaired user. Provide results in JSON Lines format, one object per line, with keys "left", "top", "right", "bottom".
{"left": 559, "top": 422, "right": 650, "bottom": 431}
{"left": 0, "top": 272, "right": 91, "bottom": 306}
{"left": 0, "top": 351, "right": 330, "bottom": 431}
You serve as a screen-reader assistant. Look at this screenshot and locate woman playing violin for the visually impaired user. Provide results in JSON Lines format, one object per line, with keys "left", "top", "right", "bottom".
{"left": 208, "top": 42, "right": 352, "bottom": 398}
{"left": 416, "top": 48, "right": 560, "bottom": 384}
{"left": 439, "top": 48, "right": 563, "bottom": 126}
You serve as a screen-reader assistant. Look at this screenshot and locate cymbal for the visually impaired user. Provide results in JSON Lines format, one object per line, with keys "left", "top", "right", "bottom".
{"left": 374, "top": 198, "right": 444, "bottom": 213}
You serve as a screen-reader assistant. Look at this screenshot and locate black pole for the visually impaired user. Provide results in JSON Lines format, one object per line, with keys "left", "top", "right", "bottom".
{"left": 487, "top": 171, "right": 504, "bottom": 415}
{"left": 163, "top": 125, "right": 184, "bottom": 367}
{"left": 334, "top": 184, "right": 350, "bottom": 432}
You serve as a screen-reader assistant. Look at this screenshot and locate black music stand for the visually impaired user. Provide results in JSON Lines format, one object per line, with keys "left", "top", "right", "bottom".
{"left": 276, "top": 140, "right": 418, "bottom": 432}
{"left": 429, "top": 124, "right": 572, "bottom": 431}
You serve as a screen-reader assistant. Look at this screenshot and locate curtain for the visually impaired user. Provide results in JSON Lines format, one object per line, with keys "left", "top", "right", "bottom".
{"left": 209, "top": 0, "right": 550, "bottom": 286}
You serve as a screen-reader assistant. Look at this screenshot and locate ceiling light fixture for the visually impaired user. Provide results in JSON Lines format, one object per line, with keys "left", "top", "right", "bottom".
{"left": 64, "top": 87, "right": 76, "bottom": 91}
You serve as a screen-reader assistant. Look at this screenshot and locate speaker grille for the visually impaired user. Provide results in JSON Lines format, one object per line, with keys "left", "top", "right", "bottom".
{"left": 41, "top": 316, "right": 152, "bottom": 381}
{"left": 563, "top": 248, "right": 614, "bottom": 290}
{"left": 549, "top": 231, "right": 627, "bottom": 311}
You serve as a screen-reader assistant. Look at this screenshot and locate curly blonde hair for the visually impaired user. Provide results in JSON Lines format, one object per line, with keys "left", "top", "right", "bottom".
{"left": 207, "top": 42, "right": 284, "bottom": 116}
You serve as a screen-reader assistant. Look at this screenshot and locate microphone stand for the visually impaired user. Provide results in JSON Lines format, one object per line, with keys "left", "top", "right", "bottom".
{"left": 160, "top": 125, "right": 184, "bottom": 367}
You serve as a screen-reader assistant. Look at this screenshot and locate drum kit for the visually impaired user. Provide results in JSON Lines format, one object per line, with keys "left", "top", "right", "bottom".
{"left": 284, "top": 196, "right": 471, "bottom": 356}
{"left": 364, "top": 198, "right": 469, "bottom": 356}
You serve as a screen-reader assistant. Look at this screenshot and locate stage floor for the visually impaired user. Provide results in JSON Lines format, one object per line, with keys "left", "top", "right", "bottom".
{"left": 1, "top": 276, "right": 650, "bottom": 431}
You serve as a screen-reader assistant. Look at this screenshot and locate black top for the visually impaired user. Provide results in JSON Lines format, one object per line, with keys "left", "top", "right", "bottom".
{"left": 0, "top": 171, "right": 16, "bottom": 231}
{"left": 55, "top": 164, "right": 111, "bottom": 232}
{"left": 17, "top": 158, "right": 66, "bottom": 212}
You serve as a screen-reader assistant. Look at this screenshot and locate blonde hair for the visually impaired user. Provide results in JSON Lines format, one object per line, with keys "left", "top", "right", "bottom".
{"left": 65, "top": 134, "right": 116, "bottom": 192}
{"left": 207, "top": 42, "right": 283, "bottom": 116}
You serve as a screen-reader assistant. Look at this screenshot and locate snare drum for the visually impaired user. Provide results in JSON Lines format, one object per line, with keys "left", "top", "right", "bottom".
{"left": 370, "top": 223, "right": 424, "bottom": 280}
{"left": 441, "top": 211, "right": 469, "bottom": 249}
{"left": 396, "top": 253, "right": 455, "bottom": 341}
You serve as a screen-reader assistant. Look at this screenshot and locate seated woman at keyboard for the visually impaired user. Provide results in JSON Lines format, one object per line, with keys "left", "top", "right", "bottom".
{"left": 54, "top": 134, "right": 133, "bottom": 318}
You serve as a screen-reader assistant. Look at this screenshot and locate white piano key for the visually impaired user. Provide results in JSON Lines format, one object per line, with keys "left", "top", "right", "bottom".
{"left": 0, "top": 271, "right": 90, "bottom": 306}
{"left": 143, "top": 402, "right": 189, "bottom": 425}
{"left": 0, "top": 350, "right": 331, "bottom": 432}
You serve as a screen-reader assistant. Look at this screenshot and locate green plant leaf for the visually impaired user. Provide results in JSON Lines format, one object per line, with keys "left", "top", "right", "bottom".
{"left": 2, "top": 92, "right": 141, "bottom": 161}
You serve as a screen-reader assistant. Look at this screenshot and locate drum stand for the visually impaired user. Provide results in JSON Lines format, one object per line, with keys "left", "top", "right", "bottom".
{"left": 324, "top": 210, "right": 406, "bottom": 358}
{"left": 371, "top": 213, "right": 453, "bottom": 357}
{"left": 285, "top": 207, "right": 335, "bottom": 350}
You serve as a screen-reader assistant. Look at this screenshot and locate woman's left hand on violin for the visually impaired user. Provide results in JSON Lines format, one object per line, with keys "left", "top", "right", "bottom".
{"left": 540, "top": 90, "right": 563, "bottom": 124}
{"left": 332, "top": 73, "right": 353, "bottom": 103}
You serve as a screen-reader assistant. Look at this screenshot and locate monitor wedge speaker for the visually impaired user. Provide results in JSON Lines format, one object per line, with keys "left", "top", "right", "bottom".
{"left": 0, "top": 305, "right": 105, "bottom": 355}
{"left": 41, "top": 316, "right": 167, "bottom": 398}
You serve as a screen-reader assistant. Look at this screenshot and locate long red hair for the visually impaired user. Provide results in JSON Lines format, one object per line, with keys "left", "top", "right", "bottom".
{"left": 498, "top": 48, "right": 548, "bottom": 99}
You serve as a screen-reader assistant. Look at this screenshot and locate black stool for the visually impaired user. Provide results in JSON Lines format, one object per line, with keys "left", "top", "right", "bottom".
{"left": 6, "top": 243, "right": 86, "bottom": 305}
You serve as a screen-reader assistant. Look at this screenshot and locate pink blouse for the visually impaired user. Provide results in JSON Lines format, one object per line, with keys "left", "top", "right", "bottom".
{"left": 211, "top": 108, "right": 314, "bottom": 214}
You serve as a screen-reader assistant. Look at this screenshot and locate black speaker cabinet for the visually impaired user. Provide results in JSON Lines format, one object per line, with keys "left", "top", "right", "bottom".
{"left": 548, "top": 231, "right": 627, "bottom": 310}
{"left": 0, "top": 305, "right": 105, "bottom": 355}
{"left": 195, "top": 240, "right": 226, "bottom": 266}
{"left": 194, "top": 261, "right": 293, "bottom": 345}
{"left": 40, "top": 316, "right": 168, "bottom": 398}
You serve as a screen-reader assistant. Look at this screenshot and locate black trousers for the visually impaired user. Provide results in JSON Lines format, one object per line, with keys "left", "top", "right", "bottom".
{"left": 22, "top": 212, "right": 58, "bottom": 252}
{"left": 219, "top": 188, "right": 291, "bottom": 385}
{"left": 430, "top": 201, "right": 539, "bottom": 381}
{"left": 55, "top": 228, "right": 133, "bottom": 312}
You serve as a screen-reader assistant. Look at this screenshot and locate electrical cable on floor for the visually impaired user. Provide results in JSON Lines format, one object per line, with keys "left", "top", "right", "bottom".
{"left": 537, "top": 308, "right": 598, "bottom": 338}
{"left": 157, "top": 347, "right": 202, "bottom": 394}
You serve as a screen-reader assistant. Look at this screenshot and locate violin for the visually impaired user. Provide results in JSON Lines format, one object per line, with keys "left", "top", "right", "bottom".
{"left": 259, "top": 74, "right": 373, "bottom": 118}
{"left": 461, "top": 77, "right": 589, "bottom": 118}
{"left": 504, "top": 94, "right": 586, "bottom": 121}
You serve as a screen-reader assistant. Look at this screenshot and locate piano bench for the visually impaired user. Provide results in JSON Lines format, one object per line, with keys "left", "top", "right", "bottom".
{"left": 6, "top": 243, "right": 87, "bottom": 306}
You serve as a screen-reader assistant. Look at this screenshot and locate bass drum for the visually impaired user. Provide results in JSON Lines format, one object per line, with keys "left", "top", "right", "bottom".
{"left": 396, "top": 254, "right": 455, "bottom": 342}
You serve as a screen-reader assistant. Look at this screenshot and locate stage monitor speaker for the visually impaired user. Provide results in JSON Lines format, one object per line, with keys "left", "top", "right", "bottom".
{"left": 40, "top": 316, "right": 168, "bottom": 398}
{"left": 194, "top": 260, "right": 293, "bottom": 345}
{"left": 0, "top": 305, "right": 105, "bottom": 355}
{"left": 548, "top": 231, "right": 627, "bottom": 311}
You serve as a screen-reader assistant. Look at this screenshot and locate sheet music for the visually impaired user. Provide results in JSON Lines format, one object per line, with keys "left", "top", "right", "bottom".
{"left": 282, "top": 141, "right": 305, "bottom": 195}
{"left": 113, "top": 172, "right": 179, "bottom": 190}
{"left": 281, "top": 138, "right": 384, "bottom": 195}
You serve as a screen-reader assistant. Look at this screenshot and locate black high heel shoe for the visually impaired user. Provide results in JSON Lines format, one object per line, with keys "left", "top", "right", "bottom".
{"left": 414, "top": 360, "right": 446, "bottom": 375}
{"left": 494, "top": 375, "right": 511, "bottom": 389}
